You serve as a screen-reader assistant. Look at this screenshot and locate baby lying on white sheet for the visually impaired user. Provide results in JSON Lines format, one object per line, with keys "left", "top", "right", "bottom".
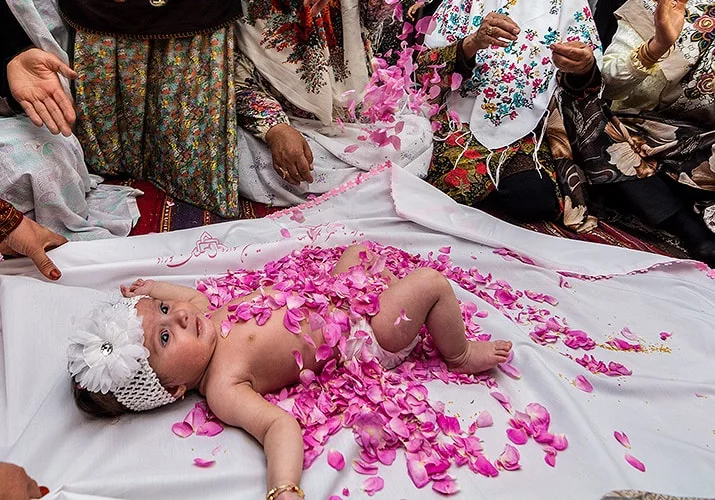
{"left": 67, "top": 243, "right": 512, "bottom": 500}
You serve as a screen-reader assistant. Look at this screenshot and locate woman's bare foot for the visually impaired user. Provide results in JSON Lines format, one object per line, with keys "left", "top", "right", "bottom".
{"left": 445, "top": 340, "right": 512, "bottom": 374}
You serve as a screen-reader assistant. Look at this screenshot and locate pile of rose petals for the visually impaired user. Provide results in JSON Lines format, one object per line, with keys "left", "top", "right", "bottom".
{"left": 188, "top": 241, "right": 657, "bottom": 490}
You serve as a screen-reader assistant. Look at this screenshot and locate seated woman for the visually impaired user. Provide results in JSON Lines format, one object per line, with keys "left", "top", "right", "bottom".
{"left": 232, "top": 0, "right": 433, "bottom": 207}
{"left": 555, "top": 0, "right": 715, "bottom": 265}
{"left": 1, "top": 0, "right": 139, "bottom": 241}
{"left": 417, "top": 0, "right": 600, "bottom": 224}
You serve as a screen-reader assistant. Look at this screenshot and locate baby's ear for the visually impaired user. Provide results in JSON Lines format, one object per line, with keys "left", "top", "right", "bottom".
{"left": 168, "top": 385, "right": 187, "bottom": 399}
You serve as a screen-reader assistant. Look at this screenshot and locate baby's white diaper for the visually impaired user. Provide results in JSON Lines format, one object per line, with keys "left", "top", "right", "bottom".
{"left": 343, "top": 318, "right": 419, "bottom": 369}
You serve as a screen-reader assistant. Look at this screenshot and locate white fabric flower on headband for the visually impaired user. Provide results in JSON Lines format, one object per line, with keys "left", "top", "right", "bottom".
{"left": 68, "top": 297, "right": 148, "bottom": 394}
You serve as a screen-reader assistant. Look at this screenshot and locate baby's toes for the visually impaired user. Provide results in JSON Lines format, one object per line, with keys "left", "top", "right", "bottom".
{"left": 494, "top": 340, "right": 512, "bottom": 353}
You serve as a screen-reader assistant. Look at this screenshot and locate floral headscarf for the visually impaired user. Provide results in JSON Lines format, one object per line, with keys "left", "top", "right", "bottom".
{"left": 236, "top": 0, "right": 371, "bottom": 125}
{"left": 424, "top": 0, "right": 601, "bottom": 150}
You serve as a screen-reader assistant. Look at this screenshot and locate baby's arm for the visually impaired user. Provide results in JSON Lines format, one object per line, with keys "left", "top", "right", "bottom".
{"left": 121, "top": 278, "right": 209, "bottom": 310}
{"left": 208, "top": 383, "right": 304, "bottom": 499}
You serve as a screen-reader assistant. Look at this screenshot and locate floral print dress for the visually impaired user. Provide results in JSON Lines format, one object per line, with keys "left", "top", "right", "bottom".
{"left": 416, "top": 42, "right": 562, "bottom": 208}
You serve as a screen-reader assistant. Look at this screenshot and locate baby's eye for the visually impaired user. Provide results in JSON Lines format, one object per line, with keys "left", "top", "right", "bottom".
{"left": 160, "top": 331, "right": 170, "bottom": 346}
{"left": 160, "top": 302, "right": 169, "bottom": 314}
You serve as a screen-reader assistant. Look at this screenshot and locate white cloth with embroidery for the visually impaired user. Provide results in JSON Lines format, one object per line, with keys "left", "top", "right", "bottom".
{"left": 424, "top": 0, "right": 602, "bottom": 150}
{"left": 1, "top": 167, "right": 714, "bottom": 499}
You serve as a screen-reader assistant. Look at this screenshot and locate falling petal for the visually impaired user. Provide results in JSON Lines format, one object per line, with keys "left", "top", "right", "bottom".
{"left": 695, "top": 393, "right": 707, "bottom": 398}
{"left": 614, "top": 431, "right": 631, "bottom": 449}
{"left": 171, "top": 421, "right": 193, "bottom": 438}
{"left": 620, "top": 327, "right": 639, "bottom": 341}
{"left": 362, "top": 476, "right": 384, "bottom": 496}
{"left": 280, "top": 228, "right": 291, "bottom": 239}
{"left": 544, "top": 452, "right": 556, "bottom": 467}
{"left": 193, "top": 458, "right": 216, "bottom": 468}
{"left": 211, "top": 446, "right": 222, "bottom": 456}
{"left": 342, "top": 488, "right": 350, "bottom": 496}
{"left": 328, "top": 449, "right": 346, "bottom": 471}
{"left": 659, "top": 331, "right": 672, "bottom": 341}
{"left": 625, "top": 453, "right": 646, "bottom": 472}
{"left": 344, "top": 144, "right": 359, "bottom": 153}
{"left": 574, "top": 375, "right": 593, "bottom": 393}
{"left": 415, "top": 15, "right": 436, "bottom": 35}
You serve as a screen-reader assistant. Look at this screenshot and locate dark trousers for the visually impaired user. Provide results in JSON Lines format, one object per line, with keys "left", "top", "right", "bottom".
{"left": 487, "top": 169, "right": 561, "bottom": 223}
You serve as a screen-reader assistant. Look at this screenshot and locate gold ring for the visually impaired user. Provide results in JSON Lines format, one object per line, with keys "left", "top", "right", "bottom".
{"left": 278, "top": 169, "right": 287, "bottom": 178}
{"left": 487, "top": 26, "right": 494, "bottom": 36}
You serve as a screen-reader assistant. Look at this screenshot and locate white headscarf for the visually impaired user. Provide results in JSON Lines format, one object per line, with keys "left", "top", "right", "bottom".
{"left": 424, "top": 0, "right": 601, "bottom": 150}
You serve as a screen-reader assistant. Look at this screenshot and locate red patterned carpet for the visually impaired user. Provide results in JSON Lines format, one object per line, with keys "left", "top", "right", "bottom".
{"left": 125, "top": 179, "right": 686, "bottom": 259}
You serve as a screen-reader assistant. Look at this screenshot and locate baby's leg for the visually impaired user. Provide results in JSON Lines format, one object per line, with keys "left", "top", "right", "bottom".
{"left": 371, "top": 267, "right": 512, "bottom": 374}
{"left": 332, "top": 244, "right": 397, "bottom": 282}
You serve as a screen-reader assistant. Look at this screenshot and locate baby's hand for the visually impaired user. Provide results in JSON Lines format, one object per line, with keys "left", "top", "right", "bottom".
{"left": 120, "top": 278, "right": 155, "bottom": 298}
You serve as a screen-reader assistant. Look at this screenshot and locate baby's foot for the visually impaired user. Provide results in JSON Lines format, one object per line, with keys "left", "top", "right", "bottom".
{"left": 445, "top": 340, "right": 512, "bottom": 375}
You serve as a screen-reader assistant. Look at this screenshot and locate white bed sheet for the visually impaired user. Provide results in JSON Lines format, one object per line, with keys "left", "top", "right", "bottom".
{"left": 1, "top": 166, "right": 714, "bottom": 500}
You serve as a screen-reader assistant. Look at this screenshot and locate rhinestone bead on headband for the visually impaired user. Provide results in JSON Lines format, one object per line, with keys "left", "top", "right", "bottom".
{"left": 68, "top": 295, "right": 176, "bottom": 411}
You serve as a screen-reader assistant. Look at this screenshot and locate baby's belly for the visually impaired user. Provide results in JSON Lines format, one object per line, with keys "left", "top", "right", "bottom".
{"left": 230, "top": 314, "right": 336, "bottom": 395}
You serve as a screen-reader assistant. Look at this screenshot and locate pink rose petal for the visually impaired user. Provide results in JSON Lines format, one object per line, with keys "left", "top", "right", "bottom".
{"left": 280, "top": 228, "right": 291, "bottom": 239}
{"left": 574, "top": 375, "right": 593, "bottom": 393}
{"left": 432, "top": 477, "right": 460, "bottom": 495}
{"left": 475, "top": 411, "right": 493, "bottom": 428}
{"left": 614, "top": 431, "right": 631, "bottom": 449}
{"left": 344, "top": 144, "right": 359, "bottom": 153}
{"left": 293, "top": 350, "right": 304, "bottom": 370}
{"left": 506, "top": 427, "right": 529, "bottom": 445}
{"left": 196, "top": 420, "right": 224, "bottom": 437}
{"left": 328, "top": 449, "right": 346, "bottom": 471}
{"left": 406, "top": 457, "right": 429, "bottom": 488}
{"left": 625, "top": 453, "right": 646, "bottom": 472}
{"left": 362, "top": 476, "right": 384, "bottom": 496}
{"left": 193, "top": 458, "right": 216, "bottom": 468}
{"left": 659, "top": 331, "right": 672, "bottom": 341}
{"left": 498, "top": 362, "right": 521, "bottom": 379}
{"left": 171, "top": 421, "right": 193, "bottom": 438}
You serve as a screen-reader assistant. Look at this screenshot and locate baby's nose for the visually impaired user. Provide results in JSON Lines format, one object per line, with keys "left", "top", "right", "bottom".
{"left": 174, "top": 309, "right": 189, "bottom": 329}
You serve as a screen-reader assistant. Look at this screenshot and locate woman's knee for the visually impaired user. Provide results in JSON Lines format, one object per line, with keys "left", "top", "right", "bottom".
{"left": 495, "top": 170, "right": 560, "bottom": 222}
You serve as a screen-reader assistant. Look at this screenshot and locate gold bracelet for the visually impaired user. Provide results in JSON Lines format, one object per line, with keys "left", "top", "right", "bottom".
{"left": 630, "top": 45, "right": 659, "bottom": 75}
{"left": 266, "top": 483, "right": 305, "bottom": 500}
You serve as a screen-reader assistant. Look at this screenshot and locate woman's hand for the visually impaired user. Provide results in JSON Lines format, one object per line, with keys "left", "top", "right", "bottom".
{"left": 407, "top": 2, "right": 425, "bottom": 21}
{"left": 1, "top": 216, "right": 66, "bottom": 280}
{"left": 121, "top": 278, "right": 156, "bottom": 298}
{"left": 462, "top": 12, "right": 520, "bottom": 58}
{"left": 7, "top": 48, "right": 77, "bottom": 137}
{"left": 0, "top": 462, "right": 47, "bottom": 500}
{"left": 550, "top": 41, "right": 595, "bottom": 75}
{"left": 265, "top": 124, "right": 315, "bottom": 186}
{"left": 651, "top": 0, "right": 687, "bottom": 56}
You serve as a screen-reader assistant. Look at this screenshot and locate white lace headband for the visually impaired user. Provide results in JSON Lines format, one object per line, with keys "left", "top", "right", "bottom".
{"left": 68, "top": 295, "right": 176, "bottom": 412}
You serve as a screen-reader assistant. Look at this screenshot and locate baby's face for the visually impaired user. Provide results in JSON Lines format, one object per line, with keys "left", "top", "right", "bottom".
{"left": 135, "top": 297, "right": 217, "bottom": 393}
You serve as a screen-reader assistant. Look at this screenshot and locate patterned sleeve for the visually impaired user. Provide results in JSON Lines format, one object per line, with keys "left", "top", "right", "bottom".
{"left": 601, "top": 21, "right": 662, "bottom": 101}
{"left": 234, "top": 52, "right": 291, "bottom": 142}
{"left": 0, "top": 198, "right": 23, "bottom": 242}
